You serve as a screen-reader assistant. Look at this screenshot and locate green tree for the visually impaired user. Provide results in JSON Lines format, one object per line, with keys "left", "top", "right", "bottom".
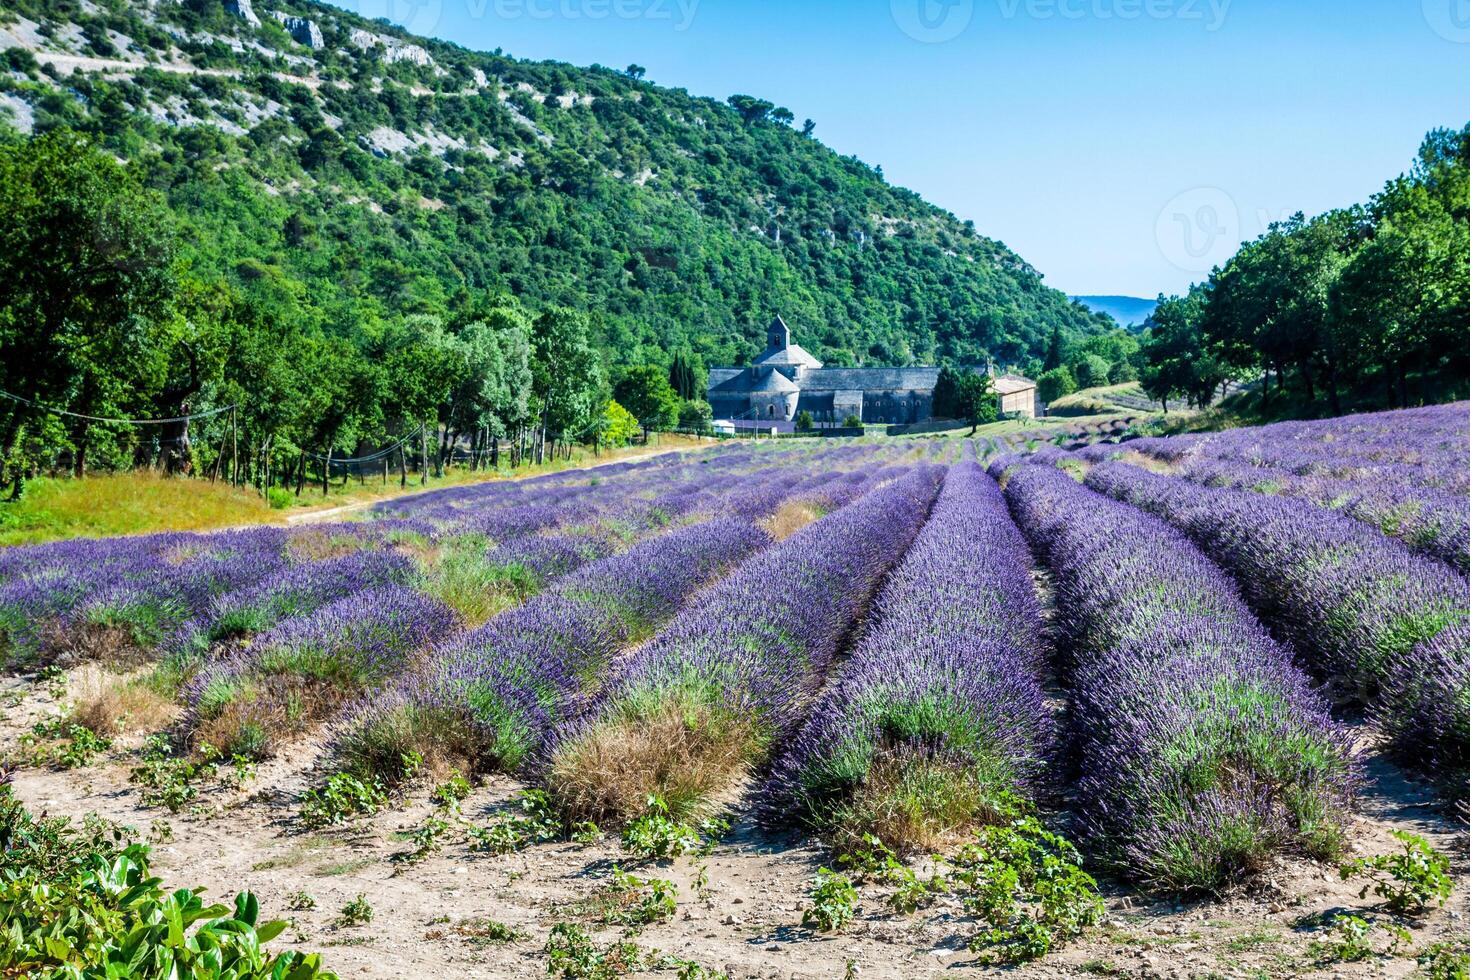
{"left": 678, "top": 399, "right": 714, "bottom": 434}
{"left": 794, "top": 409, "right": 814, "bottom": 432}
{"left": 952, "top": 371, "right": 997, "bottom": 432}
{"left": 0, "top": 130, "right": 180, "bottom": 494}
{"left": 614, "top": 364, "right": 681, "bottom": 435}
{"left": 1036, "top": 366, "right": 1078, "bottom": 405}
{"left": 602, "top": 400, "right": 640, "bottom": 446}
{"left": 1071, "top": 354, "right": 1111, "bottom": 389}
{"left": 668, "top": 349, "right": 708, "bottom": 402}
{"left": 532, "top": 308, "right": 604, "bottom": 450}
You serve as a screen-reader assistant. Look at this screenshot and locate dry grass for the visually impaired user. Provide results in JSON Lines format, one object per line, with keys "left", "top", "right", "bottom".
{"left": 284, "top": 527, "right": 371, "bottom": 561}
{"left": 68, "top": 666, "right": 178, "bottom": 736}
{"left": 0, "top": 472, "right": 275, "bottom": 547}
{"left": 40, "top": 621, "right": 152, "bottom": 670}
{"left": 826, "top": 752, "right": 1011, "bottom": 859}
{"left": 547, "top": 691, "right": 765, "bottom": 826}
{"left": 759, "top": 500, "right": 824, "bottom": 541}
{"left": 0, "top": 437, "right": 716, "bottom": 548}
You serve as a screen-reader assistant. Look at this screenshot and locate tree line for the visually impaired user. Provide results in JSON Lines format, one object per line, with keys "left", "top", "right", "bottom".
{"left": 0, "top": 131, "right": 712, "bottom": 499}
{"left": 1139, "top": 124, "right": 1470, "bottom": 415}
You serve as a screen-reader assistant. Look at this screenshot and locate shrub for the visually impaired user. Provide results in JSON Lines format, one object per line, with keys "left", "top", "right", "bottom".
{"left": 1340, "top": 831, "right": 1453, "bottom": 916}
{"left": 266, "top": 487, "right": 294, "bottom": 510}
{"left": 802, "top": 869, "right": 858, "bottom": 932}
{"left": 0, "top": 785, "right": 335, "bottom": 978}
{"left": 299, "top": 772, "right": 387, "bottom": 829}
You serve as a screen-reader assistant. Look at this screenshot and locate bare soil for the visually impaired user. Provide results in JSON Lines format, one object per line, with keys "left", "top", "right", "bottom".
{"left": 4, "top": 671, "right": 1466, "bottom": 980}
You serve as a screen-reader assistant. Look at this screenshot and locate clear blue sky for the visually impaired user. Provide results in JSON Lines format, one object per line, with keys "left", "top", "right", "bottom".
{"left": 349, "top": 0, "right": 1470, "bottom": 298}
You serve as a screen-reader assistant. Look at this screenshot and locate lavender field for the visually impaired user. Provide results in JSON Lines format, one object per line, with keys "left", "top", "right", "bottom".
{"left": 4, "top": 411, "right": 1470, "bottom": 978}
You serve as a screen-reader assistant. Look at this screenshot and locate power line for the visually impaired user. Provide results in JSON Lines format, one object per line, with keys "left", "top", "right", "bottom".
{"left": 0, "top": 389, "right": 236, "bottom": 426}
{"left": 300, "top": 426, "right": 426, "bottom": 465}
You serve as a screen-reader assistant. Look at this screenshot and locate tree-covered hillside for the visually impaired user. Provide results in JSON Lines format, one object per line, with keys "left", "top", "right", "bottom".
{"left": 0, "top": 0, "right": 1107, "bottom": 372}
{"left": 1137, "top": 124, "right": 1470, "bottom": 417}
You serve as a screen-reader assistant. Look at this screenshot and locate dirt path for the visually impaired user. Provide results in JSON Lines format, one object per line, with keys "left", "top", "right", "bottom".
{"left": 6, "top": 665, "right": 1466, "bottom": 980}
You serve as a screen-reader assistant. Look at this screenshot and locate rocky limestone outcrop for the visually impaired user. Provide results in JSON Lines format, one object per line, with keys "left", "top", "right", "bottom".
{"left": 271, "top": 11, "right": 323, "bottom": 49}
{"left": 348, "top": 27, "right": 431, "bottom": 66}
{"left": 224, "top": 0, "right": 261, "bottom": 28}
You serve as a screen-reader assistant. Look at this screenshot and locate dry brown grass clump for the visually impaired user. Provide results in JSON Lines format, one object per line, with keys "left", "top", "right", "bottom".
{"left": 825, "top": 751, "right": 1012, "bottom": 859}
{"left": 285, "top": 527, "right": 371, "bottom": 562}
{"left": 547, "top": 691, "right": 765, "bottom": 826}
{"left": 68, "top": 666, "right": 178, "bottom": 736}
{"left": 759, "top": 500, "right": 824, "bottom": 542}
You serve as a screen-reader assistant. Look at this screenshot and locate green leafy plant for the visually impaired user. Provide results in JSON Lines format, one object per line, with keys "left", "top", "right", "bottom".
{"left": 400, "top": 815, "right": 452, "bottom": 863}
{"left": 801, "top": 869, "right": 859, "bottom": 932}
{"left": 1309, "top": 914, "right": 1409, "bottom": 963}
{"left": 599, "top": 867, "right": 678, "bottom": 931}
{"left": 469, "top": 789, "right": 564, "bottom": 854}
{"left": 129, "top": 751, "right": 205, "bottom": 814}
{"left": 299, "top": 773, "right": 387, "bottom": 829}
{"left": 950, "top": 817, "right": 1103, "bottom": 965}
{"left": 448, "top": 917, "right": 527, "bottom": 946}
{"left": 430, "top": 770, "right": 472, "bottom": 809}
{"left": 287, "top": 891, "right": 318, "bottom": 912}
{"left": 621, "top": 796, "right": 704, "bottom": 858}
{"left": 1340, "top": 831, "right": 1453, "bottom": 916}
{"left": 57, "top": 723, "right": 112, "bottom": 768}
{"left": 544, "top": 922, "right": 643, "bottom": 979}
{"left": 335, "top": 894, "right": 374, "bottom": 928}
{"left": 0, "top": 784, "right": 335, "bottom": 978}
{"left": 1419, "top": 941, "right": 1470, "bottom": 979}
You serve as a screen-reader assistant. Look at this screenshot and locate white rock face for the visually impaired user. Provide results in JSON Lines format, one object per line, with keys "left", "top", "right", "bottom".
{"left": 271, "top": 12, "right": 323, "bottom": 49}
{"left": 224, "top": 0, "right": 261, "bottom": 28}
{"left": 347, "top": 27, "right": 431, "bottom": 66}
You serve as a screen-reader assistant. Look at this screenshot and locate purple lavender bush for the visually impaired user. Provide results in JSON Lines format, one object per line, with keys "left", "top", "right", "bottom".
{"left": 1006, "top": 464, "right": 1356, "bottom": 891}
{"left": 762, "top": 462, "right": 1051, "bottom": 855}
{"left": 1086, "top": 462, "right": 1470, "bottom": 694}
{"left": 183, "top": 585, "right": 457, "bottom": 758}
{"left": 544, "top": 466, "right": 944, "bottom": 826}
{"left": 332, "top": 517, "right": 771, "bottom": 783}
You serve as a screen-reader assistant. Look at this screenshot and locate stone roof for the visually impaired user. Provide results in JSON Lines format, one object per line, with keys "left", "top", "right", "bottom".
{"left": 753, "top": 342, "right": 823, "bottom": 370}
{"left": 710, "top": 367, "right": 800, "bottom": 395}
{"left": 993, "top": 375, "right": 1037, "bottom": 396}
{"left": 797, "top": 367, "right": 942, "bottom": 391}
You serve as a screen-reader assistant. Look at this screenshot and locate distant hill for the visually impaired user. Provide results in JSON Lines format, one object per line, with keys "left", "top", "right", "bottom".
{"left": 0, "top": 0, "right": 1111, "bottom": 369}
{"left": 1071, "top": 296, "right": 1159, "bottom": 328}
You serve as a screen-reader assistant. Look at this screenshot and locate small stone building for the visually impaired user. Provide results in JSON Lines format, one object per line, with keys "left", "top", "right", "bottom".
{"left": 708, "top": 317, "right": 1039, "bottom": 425}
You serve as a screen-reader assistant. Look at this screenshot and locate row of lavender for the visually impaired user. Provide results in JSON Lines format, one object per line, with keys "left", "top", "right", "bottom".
{"left": 191, "top": 446, "right": 911, "bottom": 762}
{"left": 0, "top": 442, "right": 903, "bottom": 759}
{"left": 1108, "top": 403, "right": 1470, "bottom": 573}
{"left": 319, "top": 459, "right": 918, "bottom": 784}
{"left": 762, "top": 458, "right": 1052, "bottom": 855}
{"left": 1084, "top": 460, "right": 1470, "bottom": 784}
{"left": 993, "top": 459, "right": 1356, "bottom": 889}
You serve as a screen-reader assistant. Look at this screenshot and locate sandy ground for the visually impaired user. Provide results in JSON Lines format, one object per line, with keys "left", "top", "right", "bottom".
{"left": 5, "top": 670, "right": 1467, "bottom": 980}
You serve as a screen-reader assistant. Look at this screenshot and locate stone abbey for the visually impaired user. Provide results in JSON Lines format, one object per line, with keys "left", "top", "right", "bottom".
{"left": 707, "top": 316, "right": 1038, "bottom": 426}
